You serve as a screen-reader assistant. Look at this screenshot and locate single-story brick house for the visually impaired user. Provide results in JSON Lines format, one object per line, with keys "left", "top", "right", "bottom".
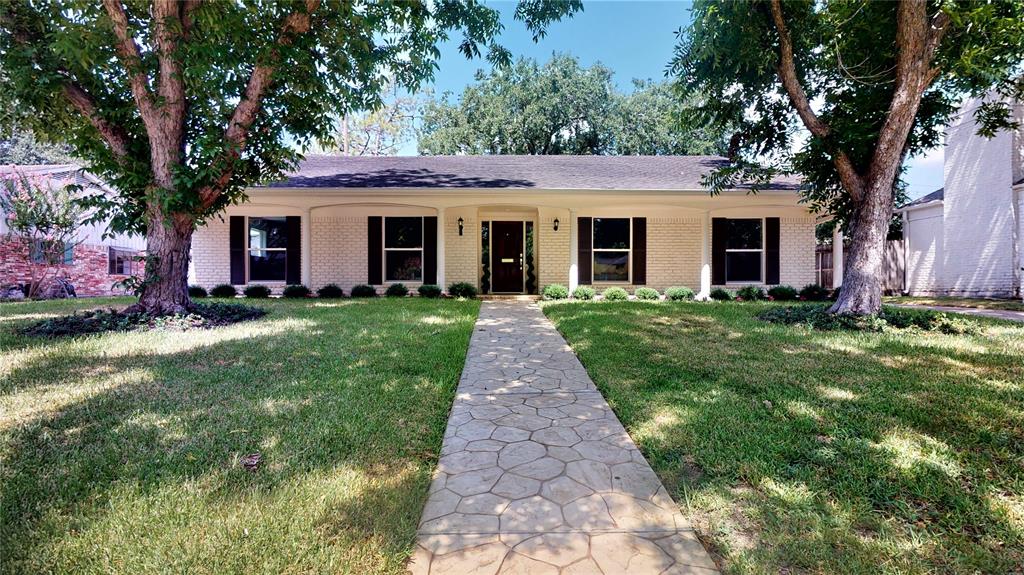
{"left": 188, "top": 155, "right": 817, "bottom": 296}
{"left": 1, "top": 164, "right": 144, "bottom": 297}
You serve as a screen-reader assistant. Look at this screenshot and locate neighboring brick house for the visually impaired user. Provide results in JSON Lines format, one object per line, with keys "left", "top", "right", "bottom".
{"left": 897, "top": 96, "right": 1024, "bottom": 298}
{"left": 189, "top": 155, "right": 817, "bottom": 297}
{"left": 0, "top": 164, "right": 145, "bottom": 297}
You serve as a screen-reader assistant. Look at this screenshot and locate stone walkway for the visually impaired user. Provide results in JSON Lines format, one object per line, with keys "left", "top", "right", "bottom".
{"left": 409, "top": 302, "right": 718, "bottom": 575}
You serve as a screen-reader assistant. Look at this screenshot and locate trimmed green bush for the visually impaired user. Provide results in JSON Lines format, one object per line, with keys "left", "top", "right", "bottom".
{"left": 634, "top": 287, "right": 660, "bottom": 300}
{"left": 417, "top": 284, "right": 442, "bottom": 298}
{"left": 709, "top": 287, "right": 734, "bottom": 301}
{"left": 736, "top": 285, "right": 766, "bottom": 301}
{"left": 799, "top": 283, "right": 831, "bottom": 301}
{"left": 21, "top": 302, "right": 267, "bottom": 338}
{"left": 188, "top": 285, "right": 208, "bottom": 298}
{"left": 572, "top": 286, "right": 596, "bottom": 300}
{"left": 448, "top": 282, "right": 478, "bottom": 299}
{"left": 542, "top": 284, "right": 569, "bottom": 300}
{"left": 385, "top": 283, "right": 409, "bottom": 297}
{"left": 665, "top": 286, "right": 695, "bottom": 301}
{"left": 602, "top": 286, "right": 629, "bottom": 301}
{"left": 317, "top": 283, "right": 344, "bottom": 298}
{"left": 210, "top": 284, "right": 237, "bottom": 298}
{"left": 350, "top": 284, "right": 377, "bottom": 298}
{"left": 243, "top": 284, "right": 272, "bottom": 298}
{"left": 758, "top": 304, "right": 982, "bottom": 335}
{"left": 767, "top": 285, "right": 798, "bottom": 301}
{"left": 282, "top": 284, "right": 311, "bottom": 298}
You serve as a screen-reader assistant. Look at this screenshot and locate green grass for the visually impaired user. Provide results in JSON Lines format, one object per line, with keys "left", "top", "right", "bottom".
{"left": 884, "top": 296, "right": 1024, "bottom": 312}
{"left": 0, "top": 297, "right": 479, "bottom": 575}
{"left": 543, "top": 301, "right": 1024, "bottom": 575}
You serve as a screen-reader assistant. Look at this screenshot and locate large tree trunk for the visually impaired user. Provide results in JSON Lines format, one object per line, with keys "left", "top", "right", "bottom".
{"left": 132, "top": 206, "right": 195, "bottom": 315}
{"left": 829, "top": 182, "right": 894, "bottom": 315}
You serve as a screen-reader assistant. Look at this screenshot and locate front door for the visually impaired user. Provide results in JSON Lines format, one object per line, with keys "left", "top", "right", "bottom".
{"left": 491, "top": 221, "right": 524, "bottom": 293}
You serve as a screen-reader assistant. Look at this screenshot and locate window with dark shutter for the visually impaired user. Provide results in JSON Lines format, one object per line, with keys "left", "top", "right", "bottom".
{"left": 632, "top": 217, "right": 646, "bottom": 285}
{"left": 368, "top": 216, "right": 383, "bottom": 285}
{"left": 423, "top": 216, "right": 438, "bottom": 285}
{"left": 229, "top": 216, "right": 246, "bottom": 284}
{"left": 711, "top": 218, "right": 727, "bottom": 285}
{"left": 577, "top": 217, "right": 592, "bottom": 285}
{"left": 285, "top": 216, "right": 301, "bottom": 285}
{"left": 765, "top": 218, "right": 780, "bottom": 285}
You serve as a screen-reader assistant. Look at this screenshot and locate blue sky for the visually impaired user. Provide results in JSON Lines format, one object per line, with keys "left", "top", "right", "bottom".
{"left": 405, "top": 0, "right": 943, "bottom": 200}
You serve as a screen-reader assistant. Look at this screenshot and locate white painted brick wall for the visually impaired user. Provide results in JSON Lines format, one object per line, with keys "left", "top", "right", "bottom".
{"left": 538, "top": 210, "right": 570, "bottom": 288}
{"left": 646, "top": 218, "right": 702, "bottom": 290}
{"left": 445, "top": 215, "right": 478, "bottom": 288}
{"left": 310, "top": 216, "right": 366, "bottom": 292}
{"left": 780, "top": 217, "right": 816, "bottom": 288}
{"left": 191, "top": 217, "right": 230, "bottom": 288}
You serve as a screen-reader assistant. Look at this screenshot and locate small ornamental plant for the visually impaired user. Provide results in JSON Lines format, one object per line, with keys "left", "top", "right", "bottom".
{"left": 709, "top": 287, "right": 734, "bottom": 301}
{"left": 572, "top": 286, "right": 596, "bottom": 300}
{"left": 665, "top": 286, "right": 695, "bottom": 301}
{"left": 243, "top": 284, "right": 272, "bottom": 298}
{"left": 736, "top": 285, "right": 766, "bottom": 301}
{"left": 385, "top": 283, "right": 409, "bottom": 297}
{"left": 799, "top": 283, "right": 831, "bottom": 301}
{"left": 767, "top": 285, "right": 798, "bottom": 301}
{"left": 317, "top": 284, "right": 344, "bottom": 298}
{"left": 210, "top": 284, "right": 238, "bottom": 298}
{"left": 448, "top": 282, "right": 478, "bottom": 298}
{"left": 350, "top": 284, "right": 378, "bottom": 298}
{"left": 188, "top": 285, "right": 208, "bottom": 298}
{"left": 282, "top": 284, "right": 311, "bottom": 298}
{"left": 417, "top": 284, "right": 442, "bottom": 298}
{"left": 601, "top": 286, "right": 629, "bottom": 301}
{"left": 634, "top": 287, "right": 660, "bottom": 300}
{"left": 542, "top": 284, "right": 569, "bottom": 300}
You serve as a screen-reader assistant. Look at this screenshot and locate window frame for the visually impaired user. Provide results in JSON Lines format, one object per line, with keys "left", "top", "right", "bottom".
{"left": 591, "top": 217, "right": 632, "bottom": 284}
{"left": 246, "top": 216, "right": 289, "bottom": 283}
{"left": 30, "top": 238, "right": 72, "bottom": 265}
{"left": 383, "top": 216, "right": 425, "bottom": 283}
{"left": 724, "top": 217, "right": 765, "bottom": 285}
{"left": 107, "top": 246, "right": 138, "bottom": 275}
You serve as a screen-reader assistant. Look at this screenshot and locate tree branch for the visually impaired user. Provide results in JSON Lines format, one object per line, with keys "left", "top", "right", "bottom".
{"left": 198, "top": 0, "right": 321, "bottom": 208}
{"left": 61, "top": 82, "right": 131, "bottom": 159}
{"left": 768, "top": 0, "right": 865, "bottom": 202}
{"left": 101, "top": 0, "right": 154, "bottom": 123}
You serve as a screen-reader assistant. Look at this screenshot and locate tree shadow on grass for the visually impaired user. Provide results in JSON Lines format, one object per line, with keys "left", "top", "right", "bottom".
{"left": 0, "top": 300, "right": 478, "bottom": 574}
{"left": 544, "top": 301, "right": 1024, "bottom": 574}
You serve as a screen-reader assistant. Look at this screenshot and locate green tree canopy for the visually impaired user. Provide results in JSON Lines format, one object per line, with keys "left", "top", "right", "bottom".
{"left": 0, "top": 0, "right": 579, "bottom": 313}
{"left": 419, "top": 54, "right": 725, "bottom": 156}
{"left": 672, "top": 0, "right": 1024, "bottom": 314}
{"left": 0, "top": 127, "right": 75, "bottom": 165}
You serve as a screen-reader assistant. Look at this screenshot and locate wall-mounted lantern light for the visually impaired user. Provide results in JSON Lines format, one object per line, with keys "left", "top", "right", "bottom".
{"left": 553, "top": 218, "right": 560, "bottom": 232}
{"left": 458, "top": 217, "right": 464, "bottom": 236}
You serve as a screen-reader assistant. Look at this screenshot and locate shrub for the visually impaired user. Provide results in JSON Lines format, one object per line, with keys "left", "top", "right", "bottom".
{"left": 758, "top": 304, "right": 982, "bottom": 335}
{"left": 210, "top": 284, "right": 237, "bottom": 298}
{"left": 542, "top": 284, "right": 569, "bottom": 300}
{"left": 317, "top": 283, "right": 344, "bottom": 298}
{"left": 634, "top": 287, "right": 660, "bottom": 300}
{"left": 736, "top": 285, "right": 766, "bottom": 301}
{"left": 665, "top": 286, "right": 695, "bottom": 301}
{"left": 22, "top": 302, "right": 267, "bottom": 338}
{"left": 767, "top": 285, "right": 798, "bottom": 301}
{"left": 448, "top": 282, "right": 478, "bottom": 298}
{"left": 350, "top": 284, "right": 377, "bottom": 298}
{"left": 799, "top": 283, "right": 831, "bottom": 301}
{"left": 243, "top": 284, "right": 272, "bottom": 298}
{"left": 385, "top": 283, "right": 409, "bottom": 297}
{"left": 602, "top": 286, "right": 629, "bottom": 301}
{"left": 709, "top": 287, "right": 734, "bottom": 301}
{"left": 572, "top": 286, "right": 596, "bottom": 300}
{"left": 282, "top": 284, "right": 311, "bottom": 298}
{"left": 188, "top": 285, "right": 208, "bottom": 298}
{"left": 417, "top": 284, "right": 442, "bottom": 298}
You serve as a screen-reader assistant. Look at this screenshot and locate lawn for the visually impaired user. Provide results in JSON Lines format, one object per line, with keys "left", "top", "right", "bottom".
{"left": 884, "top": 295, "right": 1024, "bottom": 312}
{"left": 0, "top": 296, "right": 479, "bottom": 575}
{"left": 544, "top": 301, "right": 1024, "bottom": 575}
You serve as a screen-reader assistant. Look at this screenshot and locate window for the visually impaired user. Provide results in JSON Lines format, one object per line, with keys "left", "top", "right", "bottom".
{"left": 384, "top": 217, "right": 423, "bottom": 282}
{"left": 108, "top": 247, "right": 138, "bottom": 275}
{"left": 725, "top": 218, "right": 763, "bottom": 283}
{"left": 248, "top": 217, "right": 288, "bottom": 282}
{"left": 593, "top": 218, "right": 630, "bottom": 282}
{"left": 30, "top": 239, "right": 72, "bottom": 264}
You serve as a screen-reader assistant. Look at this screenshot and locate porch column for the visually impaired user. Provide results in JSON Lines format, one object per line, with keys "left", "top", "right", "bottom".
{"left": 698, "top": 211, "right": 711, "bottom": 299}
{"left": 568, "top": 208, "right": 579, "bottom": 293}
{"left": 436, "top": 207, "right": 446, "bottom": 290}
{"left": 301, "top": 208, "right": 312, "bottom": 286}
{"left": 832, "top": 225, "right": 843, "bottom": 289}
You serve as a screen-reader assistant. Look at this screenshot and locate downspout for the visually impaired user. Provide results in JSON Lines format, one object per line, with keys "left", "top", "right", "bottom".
{"left": 902, "top": 210, "right": 910, "bottom": 295}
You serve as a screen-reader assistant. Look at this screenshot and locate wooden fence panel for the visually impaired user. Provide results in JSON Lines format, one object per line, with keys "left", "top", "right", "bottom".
{"left": 815, "top": 240, "right": 905, "bottom": 294}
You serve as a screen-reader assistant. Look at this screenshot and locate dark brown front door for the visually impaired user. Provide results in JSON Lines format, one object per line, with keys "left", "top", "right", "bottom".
{"left": 491, "top": 221, "right": 524, "bottom": 293}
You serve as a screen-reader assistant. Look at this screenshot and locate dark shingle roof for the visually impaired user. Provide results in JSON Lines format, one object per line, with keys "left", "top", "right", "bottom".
{"left": 262, "top": 155, "right": 802, "bottom": 191}
{"left": 900, "top": 187, "right": 944, "bottom": 209}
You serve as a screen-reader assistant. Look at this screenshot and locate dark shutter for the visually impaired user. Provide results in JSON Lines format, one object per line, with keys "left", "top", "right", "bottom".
{"left": 368, "top": 216, "right": 383, "bottom": 285}
{"left": 286, "top": 215, "right": 301, "bottom": 285}
{"left": 765, "top": 217, "right": 780, "bottom": 285}
{"left": 577, "top": 217, "right": 592, "bottom": 285}
{"left": 423, "top": 216, "right": 438, "bottom": 285}
{"left": 711, "top": 218, "right": 726, "bottom": 285}
{"left": 108, "top": 247, "right": 116, "bottom": 274}
{"left": 230, "top": 216, "right": 246, "bottom": 285}
{"left": 631, "top": 217, "right": 646, "bottom": 285}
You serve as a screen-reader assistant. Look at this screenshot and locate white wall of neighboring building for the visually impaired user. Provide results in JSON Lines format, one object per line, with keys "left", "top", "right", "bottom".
{"left": 905, "top": 203, "right": 944, "bottom": 294}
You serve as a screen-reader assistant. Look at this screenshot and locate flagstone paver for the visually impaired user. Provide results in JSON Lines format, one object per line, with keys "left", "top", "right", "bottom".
{"left": 409, "top": 302, "right": 718, "bottom": 575}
